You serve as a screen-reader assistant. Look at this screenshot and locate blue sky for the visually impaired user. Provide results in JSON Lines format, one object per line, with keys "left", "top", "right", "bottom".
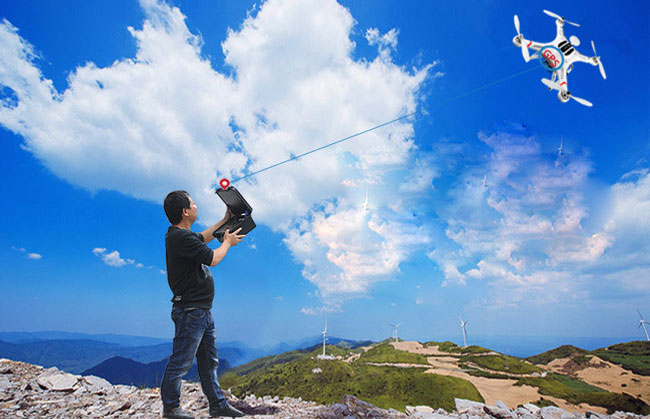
{"left": 0, "top": 0, "right": 648, "bottom": 349}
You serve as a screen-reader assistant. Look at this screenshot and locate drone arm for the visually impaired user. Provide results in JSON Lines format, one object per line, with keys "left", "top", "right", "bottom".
{"left": 554, "top": 19, "right": 565, "bottom": 41}
{"left": 568, "top": 50, "right": 596, "bottom": 66}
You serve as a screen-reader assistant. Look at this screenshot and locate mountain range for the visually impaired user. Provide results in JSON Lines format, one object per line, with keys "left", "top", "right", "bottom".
{"left": 0, "top": 330, "right": 370, "bottom": 387}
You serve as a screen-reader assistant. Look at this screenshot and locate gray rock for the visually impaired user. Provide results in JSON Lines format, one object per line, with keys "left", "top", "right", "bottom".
{"left": 484, "top": 403, "right": 515, "bottom": 419}
{"left": 494, "top": 401, "right": 509, "bottom": 411}
{"left": 0, "top": 375, "right": 11, "bottom": 391}
{"left": 82, "top": 375, "right": 112, "bottom": 394}
{"left": 540, "top": 406, "right": 575, "bottom": 419}
{"left": 586, "top": 412, "right": 610, "bottom": 419}
{"left": 36, "top": 373, "right": 78, "bottom": 391}
{"left": 408, "top": 406, "right": 435, "bottom": 415}
{"left": 522, "top": 404, "right": 541, "bottom": 414}
{"left": 330, "top": 402, "right": 352, "bottom": 416}
{"left": 456, "top": 399, "right": 486, "bottom": 414}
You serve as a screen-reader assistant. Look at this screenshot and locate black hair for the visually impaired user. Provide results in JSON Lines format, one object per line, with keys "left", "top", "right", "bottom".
{"left": 164, "top": 190, "right": 191, "bottom": 225}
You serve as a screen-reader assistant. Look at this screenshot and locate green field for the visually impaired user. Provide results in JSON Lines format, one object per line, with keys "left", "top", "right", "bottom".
{"left": 221, "top": 349, "right": 483, "bottom": 412}
{"left": 461, "top": 354, "right": 543, "bottom": 375}
{"left": 592, "top": 341, "right": 650, "bottom": 376}
{"left": 357, "top": 342, "right": 429, "bottom": 365}
{"left": 526, "top": 345, "right": 588, "bottom": 365}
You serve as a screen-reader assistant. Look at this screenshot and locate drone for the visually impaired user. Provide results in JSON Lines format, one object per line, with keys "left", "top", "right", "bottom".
{"left": 513, "top": 10, "right": 606, "bottom": 106}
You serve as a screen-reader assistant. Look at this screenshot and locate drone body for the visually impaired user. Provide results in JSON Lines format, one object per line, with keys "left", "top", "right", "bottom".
{"left": 513, "top": 10, "right": 606, "bottom": 106}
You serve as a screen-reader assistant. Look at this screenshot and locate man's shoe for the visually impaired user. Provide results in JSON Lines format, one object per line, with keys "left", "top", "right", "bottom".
{"left": 162, "top": 406, "right": 195, "bottom": 419}
{"left": 208, "top": 403, "right": 245, "bottom": 417}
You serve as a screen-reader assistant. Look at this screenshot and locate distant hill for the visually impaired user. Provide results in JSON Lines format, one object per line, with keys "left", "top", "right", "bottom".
{"left": 81, "top": 355, "right": 231, "bottom": 387}
{"left": 0, "top": 331, "right": 170, "bottom": 347}
{"left": 528, "top": 341, "right": 650, "bottom": 376}
{"left": 526, "top": 345, "right": 589, "bottom": 365}
{"left": 0, "top": 338, "right": 246, "bottom": 374}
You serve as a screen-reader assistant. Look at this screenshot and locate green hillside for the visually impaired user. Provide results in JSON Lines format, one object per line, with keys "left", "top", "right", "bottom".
{"left": 517, "top": 373, "right": 649, "bottom": 414}
{"left": 526, "top": 345, "right": 589, "bottom": 365}
{"left": 221, "top": 340, "right": 650, "bottom": 415}
{"left": 423, "top": 341, "right": 491, "bottom": 355}
{"left": 527, "top": 341, "right": 650, "bottom": 376}
{"left": 461, "top": 354, "right": 543, "bottom": 375}
{"left": 357, "top": 342, "right": 429, "bottom": 364}
{"left": 221, "top": 344, "right": 483, "bottom": 412}
{"left": 592, "top": 341, "right": 650, "bottom": 376}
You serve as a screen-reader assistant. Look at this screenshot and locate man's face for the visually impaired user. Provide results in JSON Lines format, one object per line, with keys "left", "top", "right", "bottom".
{"left": 184, "top": 196, "right": 198, "bottom": 223}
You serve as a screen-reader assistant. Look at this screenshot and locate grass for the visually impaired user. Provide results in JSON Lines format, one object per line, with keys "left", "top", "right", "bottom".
{"left": 516, "top": 373, "right": 650, "bottom": 414}
{"left": 460, "top": 354, "right": 543, "bottom": 375}
{"left": 221, "top": 356, "right": 483, "bottom": 412}
{"left": 528, "top": 342, "right": 650, "bottom": 376}
{"left": 592, "top": 341, "right": 650, "bottom": 376}
{"left": 526, "top": 345, "right": 589, "bottom": 365}
{"left": 357, "top": 342, "right": 430, "bottom": 365}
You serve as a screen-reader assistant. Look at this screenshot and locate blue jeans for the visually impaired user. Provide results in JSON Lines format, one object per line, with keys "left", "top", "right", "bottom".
{"left": 160, "top": 308, "right": 227, "bottom": 409}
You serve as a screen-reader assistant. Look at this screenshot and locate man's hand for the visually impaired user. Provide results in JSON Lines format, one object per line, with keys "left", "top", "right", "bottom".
{"left": 210, "top": 227, "right": 245, "bottom": 266}
{"left": 223, "top": 207, "right": 234, "bottom": 222}
{"left": 224, "top": 227, "right": 245, "bottom": 247}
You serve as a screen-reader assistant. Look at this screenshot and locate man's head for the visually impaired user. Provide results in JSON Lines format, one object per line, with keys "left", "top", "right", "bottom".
{"left": 164, "top": 190, "right": 197, "bottom": 226}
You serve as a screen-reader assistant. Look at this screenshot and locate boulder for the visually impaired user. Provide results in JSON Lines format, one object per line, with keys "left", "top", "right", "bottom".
{"left": 82, "top": 375, "right": 112, "bottom": 394}
{"left": 455, "top": 399, "right": 486, "bottom": 414}
{"left": 407, "top": 406, "right": 435, "bottom": 415}
{"left": 484, "top": 403, "right": 515, "bottom": 419}
{"left": 36, "top": 372, "right": 78, "bottom": 391}
{"left": 522, "top": 404, "right": 541, "bottom": 414}
{"left": 343, "top": 394, "right": 391, "bottom": 417}
{"left": 540, "top": 406, "right": 576, "bottom": 419}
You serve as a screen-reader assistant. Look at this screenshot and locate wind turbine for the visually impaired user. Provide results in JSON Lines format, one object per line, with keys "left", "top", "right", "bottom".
{"left": 638, "top": 309, "right": 650, "bottom": 341}
{"left": 459, "top": 317, "right": 468, "bottom": 347}
{"left": 321, "top": 320, "right": 328, "bottom": 357}
{"left": 362, "top": 191, "right": 369, "bottom": 213}
{"left": 388, "top": 322, "right": 401, "bottom": 343}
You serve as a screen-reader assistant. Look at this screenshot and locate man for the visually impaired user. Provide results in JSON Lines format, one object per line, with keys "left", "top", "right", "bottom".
{"left": 161, "top": 190, "right": 246, "bottom": 419}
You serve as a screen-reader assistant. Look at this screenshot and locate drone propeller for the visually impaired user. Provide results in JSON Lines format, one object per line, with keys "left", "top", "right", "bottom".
{"left": 541, "top": 78, "right": 593, "bottom": 107}
{"left": 591, "top": 40, "right": 607, "bottom": 79}
{"left": 569, "top": 95, "right": 593, "bottom": 107}
{"left": 541, "top": 78, "right": 561, "bottom": 91}
{"left": 514, "top": 15, "right": 530, "bottom": 62}
{"left": 543, "top": 9, "right": 580, "bottom": 27}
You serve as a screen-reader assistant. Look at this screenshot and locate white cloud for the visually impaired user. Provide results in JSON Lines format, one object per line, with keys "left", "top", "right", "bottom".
{"left": 93, "top": 247, "right": 150, "bottom": 269}
{"left": 427, "top": 129, "right": 620, "bottom": 304}
{"left": 301, "top": 307, "right": 317, "bottom": 316}
{"left": 605, "top": 169, "right": 650, "bottom": 232}
{"left": 0, "top": 0, "right": 435, "bottom": 302}
{"left": 12, "top": 246, "right": 41, "bottom": 260}
{"left": 102, "top": 250, "right": 131, "bottom": 267}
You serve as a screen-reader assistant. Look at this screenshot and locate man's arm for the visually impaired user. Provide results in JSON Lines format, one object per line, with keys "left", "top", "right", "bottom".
{"left": 200, "top": 208, "right": 233, "bottom": 243}
{"left": 209, "top": 228, "right": 245, "bottom": 266}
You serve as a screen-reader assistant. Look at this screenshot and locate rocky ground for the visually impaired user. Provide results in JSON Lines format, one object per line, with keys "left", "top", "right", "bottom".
{"left": 0, "top": 358, "right": 647, "bottom": 419}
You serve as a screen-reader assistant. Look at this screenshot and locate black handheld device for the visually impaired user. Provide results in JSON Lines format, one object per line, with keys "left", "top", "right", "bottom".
{"left": 213, "top": 186, "right": 256, "bottom": 242}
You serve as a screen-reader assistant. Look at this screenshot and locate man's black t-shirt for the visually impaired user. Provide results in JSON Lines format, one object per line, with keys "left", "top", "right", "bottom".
{"left": 165, "top": 226, "right": 214, "bottom": 309}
